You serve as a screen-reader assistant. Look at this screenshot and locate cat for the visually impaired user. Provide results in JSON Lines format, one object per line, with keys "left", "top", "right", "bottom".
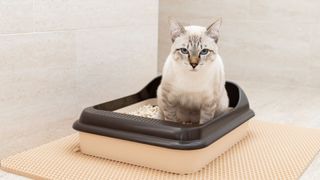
{"left": 157, "top": 18, "right": 229, "bottom": 124}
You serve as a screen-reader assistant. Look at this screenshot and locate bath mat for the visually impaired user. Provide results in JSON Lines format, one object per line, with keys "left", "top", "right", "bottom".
{"left": 1, "top": 120, "right": 320, "bottom": 180}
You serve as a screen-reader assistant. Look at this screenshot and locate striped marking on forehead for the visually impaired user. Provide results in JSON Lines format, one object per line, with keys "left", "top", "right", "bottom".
{"left": 188, "top": 35, "right": 202, "bottom": 49}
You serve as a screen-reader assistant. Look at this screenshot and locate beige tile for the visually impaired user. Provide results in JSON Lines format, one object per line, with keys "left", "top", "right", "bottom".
{"left": 0, "top": 32, "right": 78, "bottom": 142}
{"left": 160, "top": 0, "right": 219, "bottom": 20}
{"left": 310, "top": 23, "right": 320, "bottom": 64}
{"left": 34, "top": 0, "right": 158, "bottom": 31}
{"left": 0, "top": 32, "right": 76, "bottom": 72}
{"left": 235, "top": 80, "right": 320, "bottom": 127}
{"left": 249, "top": 0, "right": 319, "bottom": 23}
{"left": 0, "top": 32, "right": 78, "bottom": 130}
{"left": 0, "top": 34, "right": 34, "bottom": 72}
{"left": 160, "top": 0, "right": 249, "bottom": 22}
{"left": 216, "top": 21, "right": 314, "bottom": 87}
{"left": 306, "top": 57, "right": 320, "bottom": 88}
{"left": 220, "top": 21, "right": 312, "bottom": 59}
{"left": 0, "top": 68, "right": 74, "bottom": 101}
{"left": 75, "top": 25, "right": 158, "bottom": 107}
{"left": 33, "top": 32, "right": 76, "bottom": 68}
{"left": 0, "top": 0, "right": 33, "bottom": 34}
{"left": 217, "top": 0, "right": 250, "bottom": 21}
{"left": 0, "top": 69, "right": 78, "bottom": 126}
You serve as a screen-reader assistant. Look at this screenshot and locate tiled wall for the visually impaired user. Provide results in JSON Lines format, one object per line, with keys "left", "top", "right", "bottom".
{"left": 0, "top": 0, "right": 158, "bottom": 136}
{"left": 158, "top": 0, "right": 320, "bottom": 88}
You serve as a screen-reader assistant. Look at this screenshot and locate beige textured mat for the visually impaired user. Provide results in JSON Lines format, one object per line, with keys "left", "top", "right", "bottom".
{"left": 1, "top": 120, "right": 320, "bottom": 180}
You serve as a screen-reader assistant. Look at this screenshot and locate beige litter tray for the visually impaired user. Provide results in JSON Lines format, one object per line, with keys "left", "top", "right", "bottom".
{"left": 73, "top": 76, "right": 254, "bottom": 174}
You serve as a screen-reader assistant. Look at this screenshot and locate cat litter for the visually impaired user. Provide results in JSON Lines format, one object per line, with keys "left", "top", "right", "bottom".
{"left": 127, "top": 105, "right": 160, "bottom": 119}
{"left": 73, "top": 76, "right": 254, "bottom": 174}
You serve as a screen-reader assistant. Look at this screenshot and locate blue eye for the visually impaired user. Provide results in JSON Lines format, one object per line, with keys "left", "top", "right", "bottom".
{"left": 180, "top": 48, "right": 189, "bottom": 54}
{"left": 200, "top": 49, "right": 209, "bottom": 55}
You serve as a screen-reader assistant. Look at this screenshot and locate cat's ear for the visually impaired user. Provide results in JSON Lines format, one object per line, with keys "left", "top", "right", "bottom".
{"left": 169, "top": 18, "right": 186, "bottom": 42}
{"left": 206, "top": 18, "right": 222, "bottom": 43}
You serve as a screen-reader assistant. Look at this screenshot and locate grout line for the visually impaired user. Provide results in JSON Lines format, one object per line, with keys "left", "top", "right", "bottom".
{"left": 0, "top": 24, "right": 157, "bottom": 36}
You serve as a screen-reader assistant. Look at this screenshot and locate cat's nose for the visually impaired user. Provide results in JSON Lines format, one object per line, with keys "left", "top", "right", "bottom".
{"left": 190, "top": 63, "right": 198, "bottom": 68}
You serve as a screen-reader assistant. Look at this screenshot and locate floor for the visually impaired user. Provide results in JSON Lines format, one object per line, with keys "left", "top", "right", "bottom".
{"left": 1, "top": 80, "right": 320, "bottom": 179}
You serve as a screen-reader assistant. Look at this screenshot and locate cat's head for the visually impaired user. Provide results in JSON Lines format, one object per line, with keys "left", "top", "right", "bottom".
{"left": 168, "top": 18, "right": 222, "bottom": 72}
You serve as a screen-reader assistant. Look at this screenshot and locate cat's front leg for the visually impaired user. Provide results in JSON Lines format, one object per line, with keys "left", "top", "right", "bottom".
{"left": 157, "top": 96, "right": 177, "bottom": 121}
{"left": 163, "top": 103, "right": 177, "bottom": 122}
{"left": 200, "top": 101, "right": 217, "bottom": 124}
{"left": 157, "top": 84, "right": 178, "bottom": 122}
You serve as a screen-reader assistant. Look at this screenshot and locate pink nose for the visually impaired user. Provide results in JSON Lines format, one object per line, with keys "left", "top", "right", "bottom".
{"left": 190, "top": 63, "right": 198, "bottom": 68}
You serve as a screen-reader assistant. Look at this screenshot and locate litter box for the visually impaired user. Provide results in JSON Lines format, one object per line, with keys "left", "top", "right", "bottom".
{"left": 73, "top": 76, "right": 255, "bottom": 174}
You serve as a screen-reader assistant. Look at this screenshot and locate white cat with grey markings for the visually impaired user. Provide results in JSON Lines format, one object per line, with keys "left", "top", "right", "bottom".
{"left": 157, "top": 18, "right": 229, "bottom": 124}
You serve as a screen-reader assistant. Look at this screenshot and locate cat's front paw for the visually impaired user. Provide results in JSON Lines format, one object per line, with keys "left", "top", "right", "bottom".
{"left": 164, "top": 116, "right": 177, "bottom": 122}
{"left": 163, "top": 111, "right": 177, "bottom": 122}
{"left": 199, "top": 115, "right": 213, "bottom": 124}
{"left": 154, "top": 111, "right": 164, "bottom": 120}
{"left": 199, "top": 118, "right": 208, "bottom": 124}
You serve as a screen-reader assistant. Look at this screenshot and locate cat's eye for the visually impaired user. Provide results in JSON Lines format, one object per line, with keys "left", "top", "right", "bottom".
{"left": 200, "top": 49, "right": 209, "bottom": 55}
{"left": 180, "top": 48, "right": 189, "bottom": 54}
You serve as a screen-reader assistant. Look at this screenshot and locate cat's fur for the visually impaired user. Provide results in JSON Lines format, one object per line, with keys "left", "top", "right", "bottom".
{"left": 157, "top": 18, "right": 229, "bottom": 124}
